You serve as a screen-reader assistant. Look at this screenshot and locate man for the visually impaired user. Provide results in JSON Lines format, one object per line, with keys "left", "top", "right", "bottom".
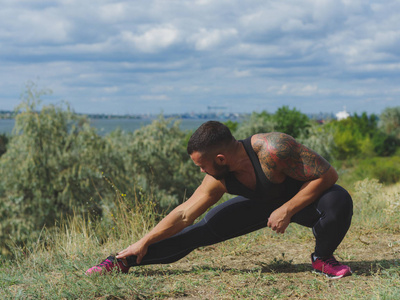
{"left": 86, "top": 121, "right": 353, "bottom": 279}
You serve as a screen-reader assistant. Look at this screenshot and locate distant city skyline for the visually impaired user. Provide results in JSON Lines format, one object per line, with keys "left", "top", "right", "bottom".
{"left": 1, "top": 1, "right": 399, "bottom": 116}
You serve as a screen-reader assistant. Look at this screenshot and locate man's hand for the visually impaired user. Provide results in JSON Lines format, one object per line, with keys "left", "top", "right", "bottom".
{"left": 267, "top": 206, "right": 291, "bottom": 234}
{"left": 116, "top": 240, "right": 148, "bottom": 264}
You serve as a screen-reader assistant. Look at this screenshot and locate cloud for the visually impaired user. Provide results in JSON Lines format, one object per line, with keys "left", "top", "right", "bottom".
{"left": 0, "top": 0, "right": 399, "bottom": 115}
{"left": 140, "top": 94, "right": 170, "bottom": 101}
{"left": 98, "top": 3, "right": 129, "bottom": 23}
{"left": 121, "top": 25, "right": 180, "bottom": 53}
{"left": 190, "top": 28, "right": 238, "bottom": 51}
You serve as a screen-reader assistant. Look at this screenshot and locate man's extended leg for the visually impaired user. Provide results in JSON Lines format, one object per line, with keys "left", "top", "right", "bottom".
{"left": 86, "top": 195, "right": 279, "bottom": 275}
{"left": 125, "top": 195, "right": 274, "bottom": 266}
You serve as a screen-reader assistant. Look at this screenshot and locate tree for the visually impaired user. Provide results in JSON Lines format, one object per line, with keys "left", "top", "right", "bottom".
{"left": 298, "top": 121, "right": 336, "bottom": 162}
{"left": 379, "top": 106, "right": 400, "bottom": 139}
{"left": 272, "top": 106, "right": 310, "bottom": 138}
{"left": 234, "top": 111, "right": 277, "bottom": 139}
{"left": 325, "top": 112, "right": 397, "bottom": 159}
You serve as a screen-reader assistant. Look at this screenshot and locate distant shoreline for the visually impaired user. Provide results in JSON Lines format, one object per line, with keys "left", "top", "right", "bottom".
{"left": 0, "top": 110, "right": 246, "bottom": 121}
{"left": 0, "top": 117, "right": 231, "bottom": 136}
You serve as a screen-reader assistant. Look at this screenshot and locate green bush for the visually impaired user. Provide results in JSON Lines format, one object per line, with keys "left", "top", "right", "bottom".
{"left": 233, "top": 110, "right": 277, "bottom": 139}
{"left": 352, "top": 156, "right": 400, "bottom": 185}
{"left": 0, "top": 85, "right": 124, "bottom": 253}
{"left": 325, "top": 112, "right": 398, "bottom": 160}
{"left": 272, "top": 105, "right": 310, "bottom": 138}
{"left": 0, "top": 133, "right": 8, "bottom": 157}
{"left": 233, "top": 106, "right": 310, "bottom": 140}
{"left": 106, "top": 116, "right": 203, "bottom": 211}
{"left": 379, "top": 106, "right": 400, "bottom": 139}
{"left": 298, "top": 121, "right": 336, "bottom": 162}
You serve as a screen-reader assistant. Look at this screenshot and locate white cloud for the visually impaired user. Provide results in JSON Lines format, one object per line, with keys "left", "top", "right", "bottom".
{"left": 98, "top": 3, "right": 128, "bottom": 22}
{"left": 4, "top": 9, "right": 72, "bottom": 44}
{"left": 190, "top": 28, "right": 238, "bottom": 51}
{"left": 0, "top": 0, "right": 400, "bottom": 115}
{"left": 121, "top": 25, "right": 180, "bottom": 53}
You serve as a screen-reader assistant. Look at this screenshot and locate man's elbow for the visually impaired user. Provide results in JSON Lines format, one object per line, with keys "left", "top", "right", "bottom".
{"left": 326, "top": 166, "right": 339, "bottom": 185}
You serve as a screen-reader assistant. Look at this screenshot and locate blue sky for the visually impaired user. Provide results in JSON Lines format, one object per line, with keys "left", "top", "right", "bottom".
{"left": 1, "top": 0, "right": 399, "bottom": 115}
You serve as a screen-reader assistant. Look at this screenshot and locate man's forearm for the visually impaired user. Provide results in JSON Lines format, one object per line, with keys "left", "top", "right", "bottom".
{"left": 139, "top": 208, "right": 192, "bottom": 247}
{"left": 283, "top": 166, "right": 338, "bottom": 217}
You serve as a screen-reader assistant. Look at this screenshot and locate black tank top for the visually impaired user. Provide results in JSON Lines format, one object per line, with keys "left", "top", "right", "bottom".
{"left": 224, "top": 136, "right": 304, "bottom": 201}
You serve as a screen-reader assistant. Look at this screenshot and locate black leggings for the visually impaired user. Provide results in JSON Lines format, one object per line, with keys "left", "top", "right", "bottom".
{"left": 126, "top": 184, "right": 353, "bottom": 267}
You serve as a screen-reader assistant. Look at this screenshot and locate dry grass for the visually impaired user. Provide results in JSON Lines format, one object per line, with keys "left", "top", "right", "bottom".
{"left": 1, "top": 180, "right": 400, "bottom": 299}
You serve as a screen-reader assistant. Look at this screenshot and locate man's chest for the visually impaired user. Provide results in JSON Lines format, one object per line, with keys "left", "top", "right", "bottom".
{"left": 261, "top": 165, "right": 286, "bottom": 184}
{"left": 232, "top": 162, "right": 286, "bottom": 192}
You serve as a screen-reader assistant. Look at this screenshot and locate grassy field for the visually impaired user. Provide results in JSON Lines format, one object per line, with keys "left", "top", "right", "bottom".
{"left": 1, "top": 179, "right": 399, "bottom": 299}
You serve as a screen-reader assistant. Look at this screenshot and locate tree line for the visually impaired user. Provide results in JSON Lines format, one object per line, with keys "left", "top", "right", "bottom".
{"left": 0, "top": 85, "right": 399, "bottom": 256}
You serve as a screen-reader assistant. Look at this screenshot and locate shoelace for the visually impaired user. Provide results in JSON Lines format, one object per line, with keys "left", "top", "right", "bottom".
{"left": 97, "top": 257, "right": 114, "bottom": 267}
{"left": 323, "top": 257, "right": 340, "bottom": 267}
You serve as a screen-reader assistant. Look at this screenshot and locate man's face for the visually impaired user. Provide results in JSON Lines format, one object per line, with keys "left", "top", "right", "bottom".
{"left": 190, "top": 151, "right": 230, "bottom": 180}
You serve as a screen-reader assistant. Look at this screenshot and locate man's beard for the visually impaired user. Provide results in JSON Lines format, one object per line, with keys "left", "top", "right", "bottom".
{"left": 207, "top": 161, "right": 230, "bottom": 181}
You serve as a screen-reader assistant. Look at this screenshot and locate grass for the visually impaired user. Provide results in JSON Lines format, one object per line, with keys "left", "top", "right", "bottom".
{"left": 1, "top": 180, "right": 400, "bottom": 299}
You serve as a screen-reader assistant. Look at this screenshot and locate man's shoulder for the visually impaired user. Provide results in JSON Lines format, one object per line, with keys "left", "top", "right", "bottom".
{"left": 251, "top": 132, "right": 296, "bottom": 153}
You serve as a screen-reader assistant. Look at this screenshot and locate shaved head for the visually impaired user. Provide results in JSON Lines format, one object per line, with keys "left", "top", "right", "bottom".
{"left": 187, "top": 121, "right": 235, "bottom": 156}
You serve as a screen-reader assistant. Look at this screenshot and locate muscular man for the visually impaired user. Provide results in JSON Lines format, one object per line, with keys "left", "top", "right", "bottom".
{"left": 86, "top": 121, "right": 353, "bottom": 279}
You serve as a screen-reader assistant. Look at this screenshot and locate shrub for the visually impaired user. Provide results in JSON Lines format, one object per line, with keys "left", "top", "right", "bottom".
{"left": 272, "top": 106, "right": 310, "bottom": 138}
{"left": 0, "top": 133, "right": 8, "bottom": 157}
{"left": 352, "top": 156, "right": 400, "bottom": 185}
{"left": 325, "top": 112, "right": 398, "bottom": 159}
{"left": 234, "top": 111, "right": 277, "bottom": 139}
{"left": 106, "top": 116, "right": 203, "bottom": 211}
{"left": 0, "top": 85, "right": 123, "bottom": 254}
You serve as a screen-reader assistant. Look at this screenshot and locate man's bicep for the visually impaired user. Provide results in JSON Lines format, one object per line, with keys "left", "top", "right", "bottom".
{"left": 284, "top": 142, "right": 332, "bottom": 181}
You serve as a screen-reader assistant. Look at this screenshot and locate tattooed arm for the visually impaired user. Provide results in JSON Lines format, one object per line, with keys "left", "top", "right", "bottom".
{"left": 253, "top": 133, "right": 338, "bottom": 234}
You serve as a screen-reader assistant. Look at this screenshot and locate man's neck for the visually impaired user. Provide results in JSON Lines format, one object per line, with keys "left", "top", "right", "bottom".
{"left": 228, "top": 141, "right": 252, "bottom": 174}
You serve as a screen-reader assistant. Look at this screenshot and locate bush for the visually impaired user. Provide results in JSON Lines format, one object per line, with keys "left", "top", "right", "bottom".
{"left": 233, "top": 111, "right": 277, "bottom": 139}
{"left": 352, "top": 156, "right": 400, "bottom": 185}
{"left": 379, "top": 106, "right": 400, "bottom": 139}
{"left": 0, "top": 85, "right": 124, "bottom": 254}
{"left": 298, "top": 121, "right": 335, "bottom": 162}
{"left": 106, "top": 116, "right": 203, "bottom": 211}
{"left": 325, "top": 112, "right": 398, "bottom": 159}
{"left": 0, "top": 133, "right": 8, "bottom": 157}
{"left": 272, "top": 106, "right": 310, "bottom": 138}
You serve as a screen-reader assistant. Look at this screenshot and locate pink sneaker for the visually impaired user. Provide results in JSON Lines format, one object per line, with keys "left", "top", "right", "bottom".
{"left": 311, "top": 253, "right": 352, "bottom": 279}
{"left": 85, "top": 255, "right": 130, "bottom": 275}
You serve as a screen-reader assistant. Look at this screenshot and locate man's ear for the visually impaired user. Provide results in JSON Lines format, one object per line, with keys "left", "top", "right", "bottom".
{"left": 215, "top": 154, "right": 226, "bottom": 165}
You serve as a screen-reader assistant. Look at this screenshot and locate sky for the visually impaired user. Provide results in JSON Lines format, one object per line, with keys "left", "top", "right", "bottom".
{"left": 1, "top": 0, "right": 399, "bottom": 116}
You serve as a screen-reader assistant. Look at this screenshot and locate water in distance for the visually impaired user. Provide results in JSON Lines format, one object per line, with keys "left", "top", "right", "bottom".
{"left": 0, "top": 118, "right": 216, "bottom": 135}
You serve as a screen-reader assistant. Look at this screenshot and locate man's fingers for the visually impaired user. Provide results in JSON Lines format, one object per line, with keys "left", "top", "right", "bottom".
{"left": 116, "top": 249, "right": 128, "bottom": 258}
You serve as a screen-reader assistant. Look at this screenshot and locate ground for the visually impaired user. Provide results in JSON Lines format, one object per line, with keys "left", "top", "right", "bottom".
{"left": 108, "top": 227, "right": 400, "bottom": 299}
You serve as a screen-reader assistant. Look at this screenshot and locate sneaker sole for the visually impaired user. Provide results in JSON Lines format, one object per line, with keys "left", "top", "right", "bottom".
{"left": 312, "top": 269, "right": 352, "bottom": 279}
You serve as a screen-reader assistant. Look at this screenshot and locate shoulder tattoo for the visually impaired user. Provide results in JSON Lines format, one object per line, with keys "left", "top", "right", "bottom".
{"left": 253, "top": 133, "right": 330, "bottom": 180}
